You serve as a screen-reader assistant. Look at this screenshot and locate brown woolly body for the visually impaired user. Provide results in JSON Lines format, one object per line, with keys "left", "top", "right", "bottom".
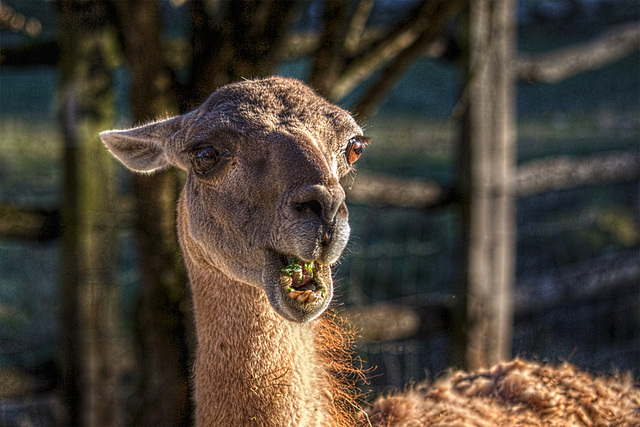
{"left": 364, "top": 358, "right": 640, "bottom": 427}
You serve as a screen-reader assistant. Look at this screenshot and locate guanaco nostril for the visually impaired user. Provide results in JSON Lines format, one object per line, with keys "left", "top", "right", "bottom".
{"left": 291, "top": 184, "right": 345, "bottom": 225}
{"left": 294, "top": 200, "right": 324, "bottom": 217}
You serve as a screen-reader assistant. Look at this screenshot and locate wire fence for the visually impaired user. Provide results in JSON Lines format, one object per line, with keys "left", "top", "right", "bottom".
{"left": 335, "top": 184, "right": 639, "bottom": 397}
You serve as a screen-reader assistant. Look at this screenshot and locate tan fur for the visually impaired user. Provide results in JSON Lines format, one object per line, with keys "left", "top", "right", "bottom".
{"left": 315, "top": 311, "right": 367, "bottom": 426}
{"left": 363, "top": 358, "right": 640, "bottom": 426}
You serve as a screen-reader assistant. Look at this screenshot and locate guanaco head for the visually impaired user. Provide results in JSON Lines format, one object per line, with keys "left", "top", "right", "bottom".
{"left": 100, "top": 77, "right": 369, "bottom": 323}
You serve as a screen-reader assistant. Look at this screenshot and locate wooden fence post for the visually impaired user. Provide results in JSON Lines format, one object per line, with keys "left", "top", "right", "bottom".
{"left": 454, "top": 0, "right": 517, "bottom": 370}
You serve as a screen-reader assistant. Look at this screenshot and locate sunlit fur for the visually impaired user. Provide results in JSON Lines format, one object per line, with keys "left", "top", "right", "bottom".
{"left": 362, "top": 358, "right": 640, "bottom": 426}
{"left": 315, "top": 311, "right": 366, "bottom": 426}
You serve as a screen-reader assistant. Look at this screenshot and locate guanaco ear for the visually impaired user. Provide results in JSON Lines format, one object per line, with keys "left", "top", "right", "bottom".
{"left": 100, "top": 116, "right": 180, "bottom": 172}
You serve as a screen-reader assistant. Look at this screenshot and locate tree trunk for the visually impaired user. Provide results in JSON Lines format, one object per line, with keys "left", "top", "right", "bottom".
{"left": 130, "top": 172, "right": 192, "bottom": 427}
{"left": 308, "top": 0, "right": 350, "bottom": 96}
{"left": 185, "top": 0, "right": 299, "bottom": 107}
{"left": 57, "top": 1, "right": 122, "bottom": 425}
{"left": 111, "top": 1, "right": 192, "bottom": 425}
{"left": 453, "top": 0, "right": 516, "bottom": 370}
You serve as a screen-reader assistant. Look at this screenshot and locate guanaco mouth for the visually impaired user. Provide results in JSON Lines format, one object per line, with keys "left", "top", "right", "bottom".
{"left": 262, "top": 251, "right": 333, "bottom": 323}
{"left": 279, "top": 257, "right": 326, "bottom": 305}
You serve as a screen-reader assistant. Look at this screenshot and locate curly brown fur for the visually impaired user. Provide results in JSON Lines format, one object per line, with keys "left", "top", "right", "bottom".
{"left": 362, "top": 358, "right": 640, "bottom": 426}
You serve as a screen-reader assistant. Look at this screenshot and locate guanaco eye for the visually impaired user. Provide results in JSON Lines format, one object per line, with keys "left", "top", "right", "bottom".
{"left": 344, "top": 136, "right": 369, "bottom": 165}
{"left": 189, "top": 146, "right": 220, "bottom": 175}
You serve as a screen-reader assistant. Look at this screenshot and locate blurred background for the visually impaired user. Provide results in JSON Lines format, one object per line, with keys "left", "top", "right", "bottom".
{"left": 0, "top": 0, "right": 638, "bottom": 425}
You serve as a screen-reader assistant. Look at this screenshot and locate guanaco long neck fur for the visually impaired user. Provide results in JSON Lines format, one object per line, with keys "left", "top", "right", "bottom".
{"left": 178, "top": 193, "right": 357, "bottom": 427}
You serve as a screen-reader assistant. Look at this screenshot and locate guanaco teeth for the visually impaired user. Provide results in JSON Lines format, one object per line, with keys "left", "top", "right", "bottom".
{"left": 296, "top": 292, "right": 309, "bottom": 303}
{"left": 281, "top": 256, "right": 325, "bottom": 304}
{"left": 287, "top": 288, "right": 321, "bottom": 305}
{"left": 289, "top": 290, "right": 302, "bottom": 300}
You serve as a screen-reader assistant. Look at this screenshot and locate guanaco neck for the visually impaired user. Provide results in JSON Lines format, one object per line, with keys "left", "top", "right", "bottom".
{"left": 177, "top": 195, "right": 334, "bottom": 427}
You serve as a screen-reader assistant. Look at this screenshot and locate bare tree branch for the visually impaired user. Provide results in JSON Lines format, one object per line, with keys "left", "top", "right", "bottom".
{"left": 517, "top": 22, "right": 640, "bottom": 84}
{"left": 514, "top": 250, "right": 640, "bottom": 316}
{"left": 371, "top": 250, "right": 640, "bottom": 323}
{"left": 344, "top": 0, "right": 375, "bottom": 53}
{"left": 346, "top": 150, "right": 639, "bottom": 209}
{"left": 0, "top": 0, "right": 42, "bottom": 37}
{"left": 279, "top": 28, "right": 384, "bottom": 59}
{"left": 353, "top": 0, "right": 463, "bottom": 118}
{"left": 328, "top": 0, "right": 431, "bottom": 102}
{"left": 515, "top": 150, "right": 640, "bottom": 197}
{"left": 328, "top": 0, "right": 463, "bottom": 102}
{"left": 0, "top": 40, "right": 58, "bottom": 66}
{"left": 0, "top": 204, "right": 60, "bottom": 241}
{"left": 308, "top": 0, "right": 350, "bottom": 96}
{"left": 345, "top": 172, "right": 445, "bottom": 208}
